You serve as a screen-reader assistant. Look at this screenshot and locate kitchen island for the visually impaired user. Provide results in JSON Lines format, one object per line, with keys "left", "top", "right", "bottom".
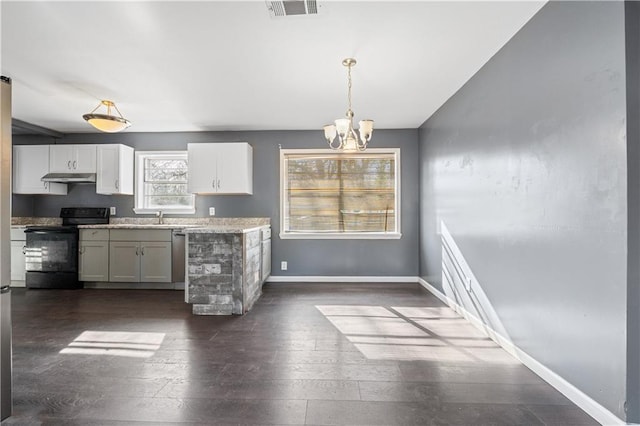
{"left": 12, "top": 216, "right": 270, "bottom": 300}
{"left": 184, "top": 224, "right": 270, "bottom": 315}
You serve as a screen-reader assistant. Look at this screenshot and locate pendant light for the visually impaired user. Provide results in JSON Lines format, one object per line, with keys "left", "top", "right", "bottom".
{"left": 323, "top": 58, "right": 373, "bottom": 151}
{"left": 83, "top": 100, "right": 131, "bottom": 133}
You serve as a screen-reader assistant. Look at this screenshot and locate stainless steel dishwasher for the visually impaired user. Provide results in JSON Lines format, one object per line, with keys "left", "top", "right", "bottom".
{"left": 171, "top": 229, "right": 186, "bottom": 285}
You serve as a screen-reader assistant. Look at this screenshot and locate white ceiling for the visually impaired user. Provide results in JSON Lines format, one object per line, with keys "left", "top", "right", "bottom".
{"left": 1, "top": 1, "right": 545, "bottom": 134}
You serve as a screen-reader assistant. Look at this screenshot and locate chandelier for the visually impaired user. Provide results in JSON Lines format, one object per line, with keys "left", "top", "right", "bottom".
{"left": 83, "top": 100, "right": 131, "bottom": 133}
{"left": 323, "top": 58, "right": 373, "bottom": 151}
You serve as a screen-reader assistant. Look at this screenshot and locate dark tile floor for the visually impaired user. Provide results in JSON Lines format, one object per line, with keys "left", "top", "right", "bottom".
{"left": 3, "top": 283, "right": 598, "bottom": 425}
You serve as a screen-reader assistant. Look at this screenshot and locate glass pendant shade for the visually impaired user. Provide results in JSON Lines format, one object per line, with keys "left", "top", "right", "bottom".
{"left": 83, "top": 100, "right": 131, "bottom": 133}
{"left": 334, "top": 118, "right": 350, "bottom": 137}
{"left": 324, "top": 124, "right": 337, "bottom": 142}
{"left": 359, "top": 120, "right": 374, "bottom": 141}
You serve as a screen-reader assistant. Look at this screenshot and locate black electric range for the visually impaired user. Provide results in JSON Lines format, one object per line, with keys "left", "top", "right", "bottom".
{"left": 25, "top": 207, "right": 110, "bottom": 289}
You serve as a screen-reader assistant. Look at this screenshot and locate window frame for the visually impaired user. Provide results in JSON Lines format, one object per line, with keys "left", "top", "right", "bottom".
{"left": 279, "top": 148, "right": 402, "bottom": 240}
{"left": 133, "top": 150, "right": 196, "bottom": 215}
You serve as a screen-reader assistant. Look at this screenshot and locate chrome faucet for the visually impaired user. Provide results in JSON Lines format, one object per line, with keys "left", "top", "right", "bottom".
{"left": 156, "top": 210, "right": 164, "bottom": 225}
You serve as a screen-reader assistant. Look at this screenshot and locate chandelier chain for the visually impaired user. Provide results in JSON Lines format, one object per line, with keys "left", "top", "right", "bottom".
{"left": 347, "top": 64, "right": 353, "bottom": 114}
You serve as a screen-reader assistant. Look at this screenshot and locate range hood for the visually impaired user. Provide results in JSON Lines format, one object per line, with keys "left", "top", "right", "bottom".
{"left": 41, "top": 172, "right": 96, "bottom": 183}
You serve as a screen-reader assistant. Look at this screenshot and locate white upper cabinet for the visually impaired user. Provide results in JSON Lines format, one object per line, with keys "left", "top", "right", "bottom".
{"left": 49, "top": 144, "right": 97, "bottom": 173}
{"left": 96, "top": 144, "right": 134, "bottom": 195}
{"left": 187, "top": 142, "right": 253, "bottom": 194}
{"left": 13, "top": 145, "right": 67, "bottom": 195}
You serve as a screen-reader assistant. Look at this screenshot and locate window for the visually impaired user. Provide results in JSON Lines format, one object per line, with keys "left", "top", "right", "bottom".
{"left": 134, "top": 151, "right": 195, "bottom": 214}
{"left": 280, "top": 148, "right": 401, "bottom": 239}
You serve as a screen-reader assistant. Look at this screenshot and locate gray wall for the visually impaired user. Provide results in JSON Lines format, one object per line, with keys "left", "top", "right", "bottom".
{"left": 626, "top": 1, "right": 640, "bottom": 422}
{"left": 419, "top": 1, "right": 627, "bottom": 420}
{"left": 14, "top": 129, "right": 420, "bottom": 278}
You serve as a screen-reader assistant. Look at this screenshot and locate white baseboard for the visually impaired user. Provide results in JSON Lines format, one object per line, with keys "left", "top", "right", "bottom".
{"left": 265, "top": 275, "right": 418, "bottom": 283}
{"left": 417, "top": 278, "right": 626, "bottom": 426}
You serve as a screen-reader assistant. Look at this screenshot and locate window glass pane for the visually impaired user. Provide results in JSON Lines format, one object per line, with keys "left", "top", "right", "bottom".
{"left": 144, "top": 159, "right": 188, "bottom": 182}
{"left": 136, "top": 152, "right": 195, "bottom": 212}
{"left": 283, "top": 152, "right": 397, "bottom": 234}
{"left": 145, "top": 195, "right": 193, "bottom": 208}
{"left": 143, "top": 183, "right": 189, "bottom": 196}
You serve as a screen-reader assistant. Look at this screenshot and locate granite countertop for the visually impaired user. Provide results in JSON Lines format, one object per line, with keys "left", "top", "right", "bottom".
{"left": 11, "top": 217, "right": 62, "bottom": 226}
{"left": 77, "top": 224, "right": 199, "bottom": 230}
{"left": 12, "top": 217, "right": 270, "bottom": 230}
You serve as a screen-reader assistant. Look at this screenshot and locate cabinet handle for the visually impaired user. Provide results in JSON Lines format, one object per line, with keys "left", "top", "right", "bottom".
{"left": 141, "top": 247, "right": 145, "bottom": 256}
{"left": 72, "top": 160, "right": 77, "bottom": 169}
{"left": 212, "top": 180, "right": 215, "bottom": 189}
{"left": 217, "top": 179, "right": 221, "bottom": 189}
{"left": 67, "top": 160, "right": 71, "bottom": 169}
{"left": 43, "top": 182, "right": 48, "bottom": 190}
{"left": 135, "top": 247, "right": 139, "bottom": 256}
{"left": 22, "top": 246, "right": 26, "bottom": 255}
{"left": 115, "top": 179, "right": 119, "bottom": 190}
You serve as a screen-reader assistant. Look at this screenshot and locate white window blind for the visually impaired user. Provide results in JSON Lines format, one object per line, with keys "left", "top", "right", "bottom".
{"left": 280, "top": 149, "right": 401, "bottom": 239}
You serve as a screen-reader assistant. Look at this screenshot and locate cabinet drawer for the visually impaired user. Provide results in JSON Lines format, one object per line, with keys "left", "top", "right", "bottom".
{"left": 109, "top": 229, "right": 172, "bottom": 242}
{"left": 80, "top": 229, "right": 109, "bottom": 241}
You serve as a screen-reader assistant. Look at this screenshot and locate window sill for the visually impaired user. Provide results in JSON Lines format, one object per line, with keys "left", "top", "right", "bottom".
{"left": 279, "top": 232, "right": 402, "bottom": 240}
{"left": 133, "top": 208, "right": 196, "bottom": 215}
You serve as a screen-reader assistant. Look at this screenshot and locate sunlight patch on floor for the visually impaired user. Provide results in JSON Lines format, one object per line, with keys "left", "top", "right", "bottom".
{"left": 316, "top": 305, "right": 519, "bottom": 364}
{"left": 60, "top": 330, "right": 165, "bottom": 358}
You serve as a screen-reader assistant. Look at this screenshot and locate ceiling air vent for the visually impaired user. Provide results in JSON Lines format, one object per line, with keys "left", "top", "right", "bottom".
{"left": 266, "top": 1, "right": 319, "bottom": 18}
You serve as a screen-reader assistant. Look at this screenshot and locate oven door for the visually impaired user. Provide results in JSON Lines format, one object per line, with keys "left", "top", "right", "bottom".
{"left": 25, "top": 227, "right": 78, "bottom": 273}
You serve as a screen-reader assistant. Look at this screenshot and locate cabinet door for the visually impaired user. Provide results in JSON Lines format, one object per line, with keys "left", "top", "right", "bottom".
{"left": 79, "top": 241, "right": 109, "bottom": 282}
{"left": 216, "top": 143, "right": 253, "bottom": 194}
{"left": 140, "top": 242, "right": 172, "bottom": 283}
{"left": 13, "top": 145, "right": 67, "bottom": 195}
{"left": 187, "top": 143, "right": 218, "bottom": 193}
{"left": 187, "top": 143, "right": 253, "bottom": 194}
{"left": 49, "top": 145, "right": 74, "bottom": 172}
{"left": 109, "top": 241, "right": 140, "bottom": 282}
{"left": 10, "top": 240, "right": 25, "bottom": 282}
{"left": 96, "top": 145, "right": 119, "bottom": 194}
{"left": 13, "top": 145, "right": 49, "bottom": 193}
{"left": 261, "top": 238, "right": 271, "bottom": 283}
{"left": 72, "top": 144, "right": 97, "bottom": 173}
{"left": 97, "top": 144, "right": 134, "bottom": 195}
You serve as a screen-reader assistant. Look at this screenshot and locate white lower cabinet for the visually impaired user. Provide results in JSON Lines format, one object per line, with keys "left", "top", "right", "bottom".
{"left": 109, "top": 230, "right": 172, "bottom": 283}
{"left": 79, "top": 229, "right": 109, "bottom": 282}
{"left": 10, "top": 227, "right": 26, "bottom": 286}
{"left": 109, "top": 241, "right": 140, "bottom": 282}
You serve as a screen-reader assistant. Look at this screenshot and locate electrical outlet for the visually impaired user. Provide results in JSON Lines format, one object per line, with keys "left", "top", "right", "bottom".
{"left": 281, "top": 261, "right": 288, "bottom": 271}
{"left": 209, "top": 207, "right": 215, "bottom": 216}
{"left": 109, "top": 206, "right": 116, "bottom": 216}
